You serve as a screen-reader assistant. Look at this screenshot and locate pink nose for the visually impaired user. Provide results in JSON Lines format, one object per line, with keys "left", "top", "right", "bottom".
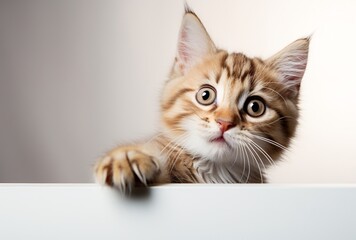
{"left": 216, "top": 119, "right": 234, "bottom": 133}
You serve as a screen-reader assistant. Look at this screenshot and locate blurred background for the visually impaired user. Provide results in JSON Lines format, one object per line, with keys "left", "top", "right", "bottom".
{"left": 0, "top": 0, "right": 355, "bottom": 183}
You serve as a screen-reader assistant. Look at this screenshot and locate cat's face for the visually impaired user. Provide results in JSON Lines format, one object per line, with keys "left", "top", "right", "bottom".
{"left": 161, "top": 11, "right": 309, "bottom": 165}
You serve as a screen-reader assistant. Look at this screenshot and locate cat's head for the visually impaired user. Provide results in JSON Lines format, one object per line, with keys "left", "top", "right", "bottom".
{"left": 161, "top": 8, "right": 309, "bottom": 165}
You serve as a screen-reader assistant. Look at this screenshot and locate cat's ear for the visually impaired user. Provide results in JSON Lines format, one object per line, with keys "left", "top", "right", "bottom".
{"left": 267, "top": 37, "right": 310, "bottom": 99}
{"left": 173, "top": 7, "right": 216, "bottom": 76}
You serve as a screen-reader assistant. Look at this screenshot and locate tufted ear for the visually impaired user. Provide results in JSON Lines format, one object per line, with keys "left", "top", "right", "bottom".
{"left": 173, "top": 7, "right": 216, "bottom": 76}
{"left": 267, "top": 37, "right": 310, "bottom": 99}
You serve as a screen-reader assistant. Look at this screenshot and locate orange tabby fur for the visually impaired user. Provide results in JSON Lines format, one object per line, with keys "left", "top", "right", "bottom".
{"left": 94, "top": 7, "right": 309, "bottom": 192}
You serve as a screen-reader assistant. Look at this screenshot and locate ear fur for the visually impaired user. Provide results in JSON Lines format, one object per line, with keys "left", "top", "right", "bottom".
{"left": 267, "top": 37, "right": 310, "bottom": 98}
{"left": 173, "top": 6, "right": 216, "bottom": 76}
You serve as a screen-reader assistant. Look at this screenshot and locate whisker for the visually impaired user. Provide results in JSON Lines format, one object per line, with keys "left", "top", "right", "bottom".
{"left": 164, "top": 134, "right": 187, "bottom": 160}
{"left": 237, "top": 140, "right": 246, "bottom": 182}
{"left": 244, "top": 141, "right": 264, "bottom": 183}
{"left": 143, "top": 129, "right": 181, "bottom": 146}
{"left": 246, "top": 136, "right": 276, "bottom": 167}
{"left": 229, "top": 135, "right": 250, "bottom": 183}
{"left": 241, "top": 141, "right": 251, "bottom": 183}
{"left": 247, "top": 141, "right": 267, "bottom": 170}
{"left": 262, "top": 86, "right": 288, "bottom": 105}
{"left": 255, "top": 116, "right": 295, "bottom": 128}
{"left": 231, "top": 141, "right": 238, "bottom": 167}
{"left": 253, "top": 134, "right": 288, "bottom": 151}
{"left": 163, "top": 133, "right": 191, "bottom": 174}
{"left": 169, "top": 147, "right": 185, "bottom": 174}
{"left": 238, "top": 139, "right": 248, "bottom": 183}
{"left": 159, "top": 132, "right": 188, "bottom": 155}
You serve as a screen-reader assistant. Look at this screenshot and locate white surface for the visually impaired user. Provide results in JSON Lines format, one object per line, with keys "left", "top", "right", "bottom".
{"left": 1, "top": 0, "right": 356, "bottom": 182}
{"left": 1, "top": 184, "right": 355, "bottom": 240}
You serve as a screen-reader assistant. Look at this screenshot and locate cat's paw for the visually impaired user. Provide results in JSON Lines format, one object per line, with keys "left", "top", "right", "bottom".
{"left": 94, "top": 147, "right": 160, "bottom": 193}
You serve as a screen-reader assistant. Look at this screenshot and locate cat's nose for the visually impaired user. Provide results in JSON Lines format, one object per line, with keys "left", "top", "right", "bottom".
{"left": 216, "top": 119, "right": 234, "bottom": 133}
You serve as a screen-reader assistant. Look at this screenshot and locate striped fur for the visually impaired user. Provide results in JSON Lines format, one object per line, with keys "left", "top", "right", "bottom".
{"left": 94, "top": 7, "right": 309, "bottom": 192}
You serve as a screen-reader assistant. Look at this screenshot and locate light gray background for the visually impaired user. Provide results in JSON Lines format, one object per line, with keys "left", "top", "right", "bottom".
{"left": 1, "top": 0, "right": 355, "bottom": 183}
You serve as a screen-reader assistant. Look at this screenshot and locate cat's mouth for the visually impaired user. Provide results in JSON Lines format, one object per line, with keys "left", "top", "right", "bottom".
{"left": 211, "top": 136, "right": 225, "bottom": 143}
{"left": 209, "top": 135, "right": 232, "bottom": 148}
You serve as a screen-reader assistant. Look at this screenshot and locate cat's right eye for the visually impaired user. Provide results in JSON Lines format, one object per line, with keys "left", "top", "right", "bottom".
{"left": 196, "top": 85, "right": 216, "bottom": 106}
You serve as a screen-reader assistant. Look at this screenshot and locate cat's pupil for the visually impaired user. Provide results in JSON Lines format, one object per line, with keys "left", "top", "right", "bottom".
{"left": 251, "top": 101, "right": 259, "bottom": 112}
{"left": 202, "top": 91, "right": 210, "bottom": 100}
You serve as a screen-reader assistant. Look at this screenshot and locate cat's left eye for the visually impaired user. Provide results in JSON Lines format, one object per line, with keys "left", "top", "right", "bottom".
{"left": 244, "top": 96, "right": 266, "bottom": 117}
{"left": 196, "top": 85, "right": 216, "bottom": 106}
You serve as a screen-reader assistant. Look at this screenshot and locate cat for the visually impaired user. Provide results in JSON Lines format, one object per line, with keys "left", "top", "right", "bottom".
{"left": 94, "top": 6, "right": 309, "bottom": 192}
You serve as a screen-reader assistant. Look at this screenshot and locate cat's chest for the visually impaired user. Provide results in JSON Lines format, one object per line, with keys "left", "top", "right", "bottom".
{"left": 193, "top": 159, "right": 243, "bottom": 183}
{"left": 162, "top": 146, "right": 243, "bottom": 183}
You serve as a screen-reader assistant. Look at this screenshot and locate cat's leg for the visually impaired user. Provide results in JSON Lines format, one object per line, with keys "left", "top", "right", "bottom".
{"left": 94, "top": 141, "right": 169, "bottom": 193}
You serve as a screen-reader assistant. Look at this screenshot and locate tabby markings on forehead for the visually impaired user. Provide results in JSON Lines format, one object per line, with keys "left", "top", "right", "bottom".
{"left": 215, "top": 53, "right": 258, "bottom": 89}
{"left": 231, "top": 53, "right": 248, "bottom": 79}
{"left": 216, "top": 53, "right": 229, "bottom": 83}
{"left": 240, "top": 59, "right": 255, "bottom": 83}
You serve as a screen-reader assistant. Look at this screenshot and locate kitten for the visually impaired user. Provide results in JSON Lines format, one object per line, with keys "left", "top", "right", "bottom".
{"left": 94, "top": 7, "right": 309, "bottom": 192}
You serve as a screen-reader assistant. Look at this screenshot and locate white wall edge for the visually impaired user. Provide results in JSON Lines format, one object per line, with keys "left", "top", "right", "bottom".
{"left": 1, "top": 184, "right": 355, "bottom": 240}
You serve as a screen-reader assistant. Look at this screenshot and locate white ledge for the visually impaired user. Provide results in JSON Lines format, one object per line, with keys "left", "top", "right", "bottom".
{"left": 1, "top": 184, "right": 356, "bottom": 240}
